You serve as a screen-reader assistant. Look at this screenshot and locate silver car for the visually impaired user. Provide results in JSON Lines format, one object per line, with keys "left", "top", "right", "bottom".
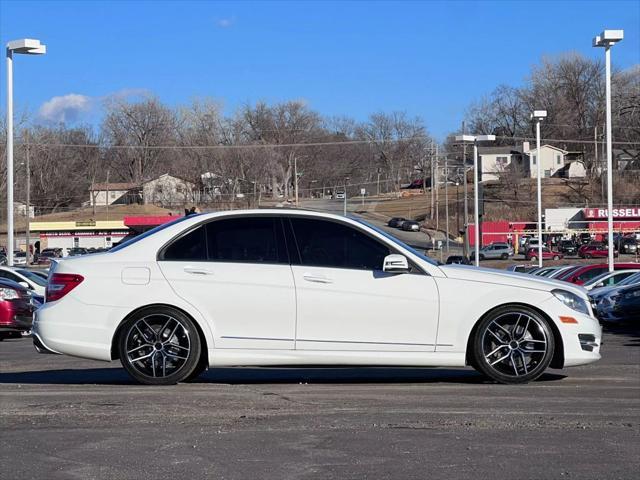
{"left": 471, "top": 243, "right": 514, "bottom": 260}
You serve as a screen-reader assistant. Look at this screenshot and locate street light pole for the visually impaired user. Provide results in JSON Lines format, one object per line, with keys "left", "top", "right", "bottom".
{"left": 456, "top": 134, "right": 495, "bottom": 267}
{"left": 5, "top": 39, "right": 46, "bottom": 266}
{"left": 25, "top": 130, "right": 31, "bottom": 265}
{"left": 531, "top": 110, "right": 547, "bottom": 268}
{"left": 594, "top": 29, "right": 624, "bottom": 272}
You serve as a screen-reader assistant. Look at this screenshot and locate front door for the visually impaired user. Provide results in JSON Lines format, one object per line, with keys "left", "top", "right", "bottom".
{"left": 287, "top": 217, "right": 439, "bottom": 352}
{"left": 158, "top": 216, "right": 296, "bottom": 350}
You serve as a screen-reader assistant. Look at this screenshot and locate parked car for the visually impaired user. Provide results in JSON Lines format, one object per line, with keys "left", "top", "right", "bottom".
{"left": 596, "top": 283, "right": 640, "bottom": 323}
{"left": 0, "top": 278, "right": 35, "bottom": 340}
{"left": 532, "top": 266, "right": 565, "bottom": 277}
{"left": 0, "top": 266, "right": 47, "bottom": 296}
{"left": 548, "top": 265, "right": 581, "bottom": 279}
{"left": 618, "top": 237, "right": 638, "bottom": 255}
{"left": 579, "top": 243, "right": 618, "bottom": 259}
{"left": 471, "top": 243, "right": 514, "bottom": 260}
{"left": 13, "top": 251, "right": 27, "bottom": 266}
{"left": 400, "top": 220, "right": 421, "bottom": 232}
{"left": 583, "top": 269, "right": 640, "bottom": 291}
{"left": 446, "top": 255, "right": 470, "bottom": 265}
{"left": 387, "top": 217, "right": 407, "bottom": 228}
{"left": 33, "top": 210, "right": 601, "bottom": 385}
{"left": 335, "top": 191, "right": 345, "bottom": 200}
{"left": 37, "top": 251, "right": 58, "bottom": 267}
{"left": 579, "top": 233, "right": 593, "bottom": 245}
{"left": 557, "top": 263, "right": 640, "bottom": 286}
{"left": 558, "top": 240, "right": 578, "bottom": 256}
{"left": 67, "top": 247, "right": 89, "bottom": 257}
{"left": 524, "top": 246, "right": 562, "bottom": 262}
{"left": 505, "top": 264, "right": 537, "bottom": 273}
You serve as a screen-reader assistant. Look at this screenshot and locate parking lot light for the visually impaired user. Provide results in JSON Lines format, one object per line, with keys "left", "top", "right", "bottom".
{"left": 455, "top": 134, "right": 495, "bottom": 266}
{"left": 531, "top": 110, "right": 547, "bottom": 268}
{"left": 593, "top": 29, "right": 624, "bottom": 273}
{"left": 6, "top": 38, "right": 46, "bottom": 266}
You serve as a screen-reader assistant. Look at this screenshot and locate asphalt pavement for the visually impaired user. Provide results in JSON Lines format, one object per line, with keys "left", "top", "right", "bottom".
{"left": 1, "top": 325, "right": 639, "bottom": 480}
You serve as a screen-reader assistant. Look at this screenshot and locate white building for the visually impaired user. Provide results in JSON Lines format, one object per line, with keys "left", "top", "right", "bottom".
{"left": 523, "top": 142, "right": 568, "bottom": 179}
{"left": 89, "top": 182, "right": 140, "bottom": 206}
{"left": 14, "top": 201, "right": 35, "bottom": 218}
{"left": 142, "top": 174, "right": 198, "bottom": 207}
{"left": 477, "top": 147, "right": 526, "bottom": 181}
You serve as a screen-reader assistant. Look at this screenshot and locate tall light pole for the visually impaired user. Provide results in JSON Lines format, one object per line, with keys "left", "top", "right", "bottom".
{"left": 455, "top": 134, "right": 495, "bottom": 266}
{"left": 594, "top": 29, "right": 624, "bottom": 272}
{"left": 6, "top": 39, "right": 46, "bottom": 266}
{"left": 531, "top": 110, "right": 547, "bottom": 268}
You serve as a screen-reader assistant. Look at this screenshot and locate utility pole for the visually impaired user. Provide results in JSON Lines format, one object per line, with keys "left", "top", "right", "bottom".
{"left": 294, "top": 156, "right": 299, "bottom": 207}
{"left": 25, "top": 130, "right": 31, "bottom": 265}
{"left": 435, "top": 144, "right": 439, "bottom": 232}
{"left": 105, "top": 169, "right": 110, "bottom": 221}
{"left": 430, "top": 141, "right": 435, "bottom": 220}
{"left": 462, "top": 121, "right": 470, "bottom": 257}
{"left": 444, "top": 156, "right": 449, "bottom": 252}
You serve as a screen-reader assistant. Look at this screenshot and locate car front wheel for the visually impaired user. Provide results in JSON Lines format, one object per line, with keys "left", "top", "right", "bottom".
{"left": 471, "top": 306, "right": 554, "bottom": 384}
{"left": 118, "top": 306, "right": 202, "bottom": 385}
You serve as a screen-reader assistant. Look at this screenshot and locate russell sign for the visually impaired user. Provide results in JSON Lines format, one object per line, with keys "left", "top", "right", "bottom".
{"left": 584, "top": 208, "right": 640, "bottom": 220}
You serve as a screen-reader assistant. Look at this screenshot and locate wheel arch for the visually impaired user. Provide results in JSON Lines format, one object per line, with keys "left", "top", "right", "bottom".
{"left": 110, "top": 303, "right": 209, "bottom": 367}
{"left": 465, "top": 302, "right": 564, "bottom": 369}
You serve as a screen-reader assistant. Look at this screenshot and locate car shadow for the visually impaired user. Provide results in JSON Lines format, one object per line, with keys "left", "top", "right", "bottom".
{"left": 0, "top": 366, "right": 566, "bottom": 386}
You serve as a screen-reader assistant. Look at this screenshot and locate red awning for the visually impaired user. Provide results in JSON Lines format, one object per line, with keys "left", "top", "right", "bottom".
{"left": 123, "top": 215, "right": 177, "bottom": 227}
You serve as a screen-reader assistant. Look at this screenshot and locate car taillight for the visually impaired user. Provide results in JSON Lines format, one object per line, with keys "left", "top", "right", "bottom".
{"left": 46, "top": 273, "right": 84, "bottom": 302}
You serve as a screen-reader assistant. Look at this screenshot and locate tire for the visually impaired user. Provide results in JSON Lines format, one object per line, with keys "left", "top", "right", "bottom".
{"left": 500, "top": 253, "right": 508, "bottom": 260}
{"left": 471, "top": 305, "right": 555, "bottom": 384}
{"left": 585, "top": 254, "right": 592, "bottom": 259}
{"left": 530, "top": 256, "right": 537, "bottom": 261}
{"left": 118, "top": 306, "right": 202, "bottom": 385}
{"left": 479, "top": 254, "right": 485, "bottom": 261}
{"left": 553, "top": 255, "right": 559, "bottom": 260}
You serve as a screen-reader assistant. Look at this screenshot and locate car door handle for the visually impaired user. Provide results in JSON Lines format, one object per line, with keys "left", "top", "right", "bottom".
{"left": 183, "top": 266, "right": 213, "bottom": 275}
{"left": 303, "top": 273, "right": 333, "bottom": 284}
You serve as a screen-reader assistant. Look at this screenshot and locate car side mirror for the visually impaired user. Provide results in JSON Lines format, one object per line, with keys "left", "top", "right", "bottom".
{"left": 383, "top": 254, "right": 410, "bottom": 274}
{"left": 18, "top": 281, "right": 31, "bottom": 289}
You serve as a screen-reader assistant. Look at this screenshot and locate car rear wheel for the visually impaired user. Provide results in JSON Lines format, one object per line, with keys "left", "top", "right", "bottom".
{"left": 501, "top": 253, "right": 508, "bottom": 260}
{"left": 471, "top": 305, "right": 554, "bottom": 384}
{"left": 530, "top": 255, "right": 537, "bottom": 261}
{"left": 118, "top": 307, "right": 202, "bottom": 385}
{"left": 585, "top": 254, "right": 592, "bottom": 259}
{"left": 553, "top": 255, "right": 559, "bottom": 260}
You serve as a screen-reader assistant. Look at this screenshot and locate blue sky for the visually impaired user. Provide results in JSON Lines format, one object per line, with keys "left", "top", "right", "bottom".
{"left": 1, "top": 0, "right": 638, "bottom": 140}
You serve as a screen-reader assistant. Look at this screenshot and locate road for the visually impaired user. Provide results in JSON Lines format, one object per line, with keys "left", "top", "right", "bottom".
{"left": 1, "top": 326, "right": 638, "bottom": 480}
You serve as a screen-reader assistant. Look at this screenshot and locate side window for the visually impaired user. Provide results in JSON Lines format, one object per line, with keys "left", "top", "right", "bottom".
{"left": 206, "top": 217, "right": 282, "bottom": 264}
{"left": 162, "top": 225, "right": 207, "bottom": 261}
{"left": 578, "top": 268, "right": 605, "bottom": 282}
{"left": 290, "top": 218, "right": 390, "bottom": 271}
{"left": 0, "top": 271, "right": 19, "bottom": 282}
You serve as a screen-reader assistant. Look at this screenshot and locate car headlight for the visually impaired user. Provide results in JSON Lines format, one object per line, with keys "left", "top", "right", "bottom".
{"left": 552, "top": 289, "right": 590, "bottom": 315}
{"left": 0, "top": 287, "right": 20, "bottom": 300}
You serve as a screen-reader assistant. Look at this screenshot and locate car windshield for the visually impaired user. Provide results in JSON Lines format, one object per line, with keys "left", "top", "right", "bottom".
{"left": 110, "top": 215, "right": 198, "bottom": 252}
{"left": 15, "top": 269, "right": 48, "bottom": 287}
{"left": 353, "top": 218, "right": 441, "bottom": 266}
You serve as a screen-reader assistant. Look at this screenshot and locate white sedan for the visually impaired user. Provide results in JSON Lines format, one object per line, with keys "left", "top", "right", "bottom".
{"left": 33, "top": 210, "right": 601, "bottom": 385}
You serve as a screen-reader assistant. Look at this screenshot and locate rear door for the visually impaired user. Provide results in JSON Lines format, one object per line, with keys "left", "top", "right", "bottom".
{"left": 158, "top": 216, "right": 296, "bottom": 349}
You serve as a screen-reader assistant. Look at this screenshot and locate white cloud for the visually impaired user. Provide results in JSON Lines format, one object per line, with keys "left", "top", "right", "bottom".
{"left": 38, "top": 94, "right": 93, "bottom": 123}
{"left": 216, "top": 17, "right": 235, "bottom": 28}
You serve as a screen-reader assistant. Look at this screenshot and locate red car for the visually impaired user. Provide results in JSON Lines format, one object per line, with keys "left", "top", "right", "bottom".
{"left": 578, "top": 243, "right": 618, "bottom": 259}
{"left": 0, "top": 279, "right": 35, "bottom": 340}
{"left": 524, "top": 246, "right": 563, "bottom": 261}
{"left": 556, "top": 262, "right": 640, "bottom": 285}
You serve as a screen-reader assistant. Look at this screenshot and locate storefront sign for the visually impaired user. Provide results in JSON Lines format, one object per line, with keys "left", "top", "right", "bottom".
{"left": 583, "top": 208, "right": 640, "bottom": 219}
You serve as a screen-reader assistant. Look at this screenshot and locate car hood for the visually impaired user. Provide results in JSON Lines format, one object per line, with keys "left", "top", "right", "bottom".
{"left": 438, "top": 264, "right": 587, "bottom": 297}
